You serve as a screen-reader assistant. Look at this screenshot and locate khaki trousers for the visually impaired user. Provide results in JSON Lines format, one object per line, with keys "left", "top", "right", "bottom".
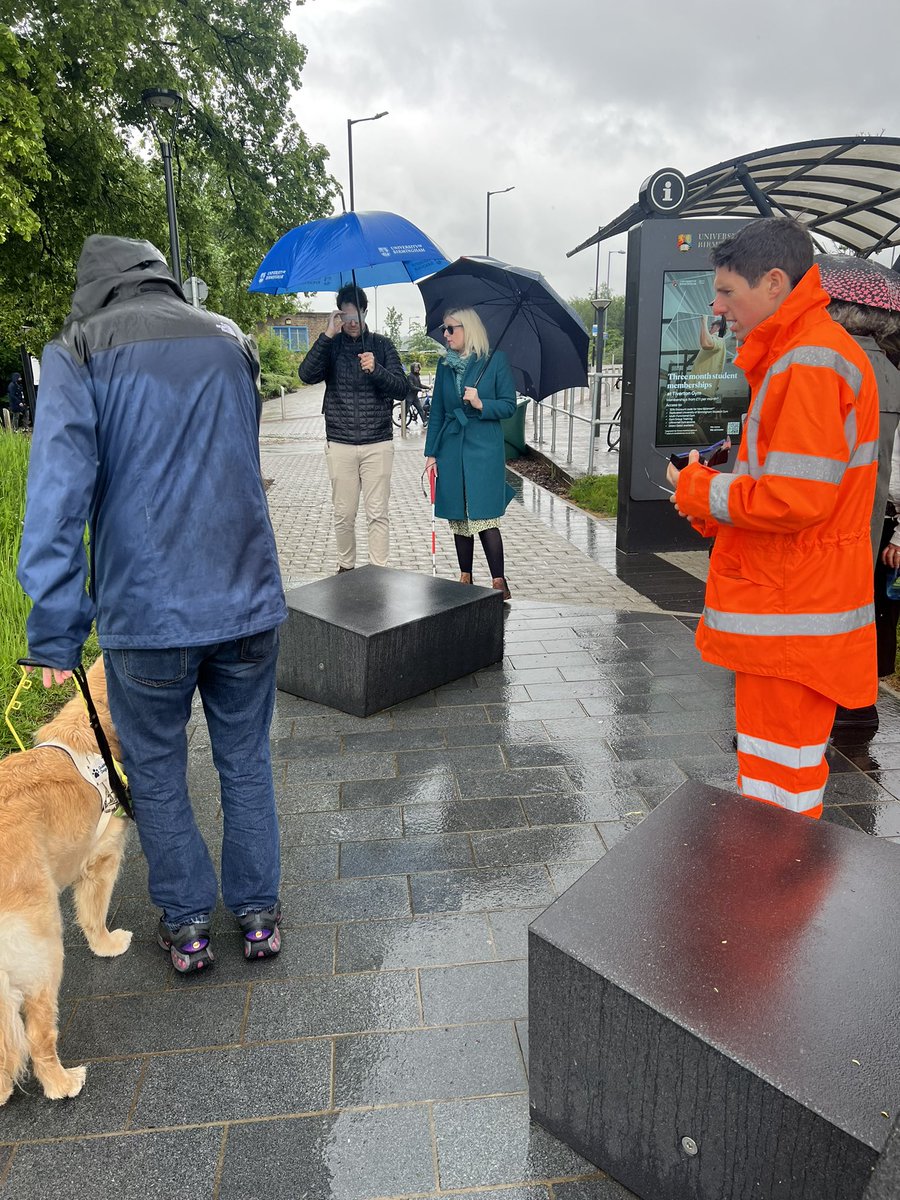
{"left": 325, "top": 439, "right": 393, "bottom": 568}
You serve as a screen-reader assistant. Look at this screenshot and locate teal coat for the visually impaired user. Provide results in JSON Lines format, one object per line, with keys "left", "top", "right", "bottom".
{"left": 424, "top": 349, "right": 517, "bottom": 520}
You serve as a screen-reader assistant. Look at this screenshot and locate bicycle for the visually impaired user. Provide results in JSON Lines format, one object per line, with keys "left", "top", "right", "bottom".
{"left": 606, "top": 404, "right": 621, "bottom": 451}
{"left": 392, "top": 392, "right": 431, "bottom": 430}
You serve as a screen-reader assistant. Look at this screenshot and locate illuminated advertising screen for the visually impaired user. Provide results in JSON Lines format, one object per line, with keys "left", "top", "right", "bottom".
{"left": 655, "top": 270, "right": 749, "bottom": 447}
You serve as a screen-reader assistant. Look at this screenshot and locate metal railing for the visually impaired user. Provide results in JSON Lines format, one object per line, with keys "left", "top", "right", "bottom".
{"left": 530, "top": 368, "right": 622, "bottom": 475}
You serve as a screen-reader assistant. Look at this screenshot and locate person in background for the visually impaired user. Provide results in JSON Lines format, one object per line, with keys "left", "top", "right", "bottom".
{"left": 424, "top": 307, "right": 517, "bottom": 598}
{"left": 6, "top": 372, "right": 25, "bottom": 430}
{"left": 668, "top": 218, "right": 879, "bottom": 819}
{"left": 818, "top": 262, "right": 900, "bottom": 737}
{"left": 18, "top": 235, "right": 286, "bottom": 974}
{"left": 405, "top": 361, "right": 429, "bottom": 426}
{"left": 297, "top": 284, "right": 407, "bottom": 572}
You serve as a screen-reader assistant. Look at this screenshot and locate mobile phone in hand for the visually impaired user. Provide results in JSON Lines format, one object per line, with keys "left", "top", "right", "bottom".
{"left": 670, "top": 437, "right": 731, "bottom": 470}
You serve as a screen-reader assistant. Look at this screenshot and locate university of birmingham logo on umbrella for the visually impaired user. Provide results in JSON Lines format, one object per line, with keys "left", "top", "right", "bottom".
{"left": 378, "top": 247, "right": 391, "bottom": 257}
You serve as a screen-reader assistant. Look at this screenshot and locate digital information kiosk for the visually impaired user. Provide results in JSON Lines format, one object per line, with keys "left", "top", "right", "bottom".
{"left": 617, "top": 215, "right": 751, "bottom": 554}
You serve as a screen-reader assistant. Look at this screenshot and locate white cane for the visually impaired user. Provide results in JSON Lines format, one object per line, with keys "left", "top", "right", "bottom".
{"left": 428, "top": 465, "right": 437, "bottom": 577}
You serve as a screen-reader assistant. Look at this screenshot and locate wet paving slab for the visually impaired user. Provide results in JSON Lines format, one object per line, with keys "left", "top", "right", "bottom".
{"left": 4, "top": 601, "right": 900, "bottom": 1200}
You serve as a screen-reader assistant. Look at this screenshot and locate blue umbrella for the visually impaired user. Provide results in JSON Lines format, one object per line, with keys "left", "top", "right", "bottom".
{"left": 417, "top": 257, "right": 589, "bottom": 401}
{"left": 248, "top": 210, "right": 449, "bottom": 294}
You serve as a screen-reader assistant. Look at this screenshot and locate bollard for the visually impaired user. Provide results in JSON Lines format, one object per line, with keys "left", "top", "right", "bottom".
{"left": 566, "top": 388, "right": 574, "bottom": 465}
{"left": 280, "top": 386, "right": 286, "bottom": 421}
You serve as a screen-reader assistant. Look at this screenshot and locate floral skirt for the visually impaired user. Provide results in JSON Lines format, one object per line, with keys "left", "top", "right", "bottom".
{"left": 448, "top": 517, "right": 501, "bottom": 536}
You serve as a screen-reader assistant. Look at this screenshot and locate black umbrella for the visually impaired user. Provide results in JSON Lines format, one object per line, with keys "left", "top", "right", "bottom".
{"left": 416, "top": 257, "right": 589, "bottom": 400}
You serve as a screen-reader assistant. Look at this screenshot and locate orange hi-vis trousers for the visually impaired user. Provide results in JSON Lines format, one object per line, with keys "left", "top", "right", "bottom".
{"left": 734, "top": 673, "right": 836, "bottom": 820}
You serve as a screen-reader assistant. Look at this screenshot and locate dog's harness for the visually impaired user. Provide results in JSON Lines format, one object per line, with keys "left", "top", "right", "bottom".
{"left": 32, "top": 740, "right": 123, "bottom": 839}
{"left": 4, "top": 659, "right": 134, "bottom": 833}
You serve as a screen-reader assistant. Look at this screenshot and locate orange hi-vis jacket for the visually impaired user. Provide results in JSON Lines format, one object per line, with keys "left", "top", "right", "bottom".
{"left": 675, "top": 265, "right": 879, "bottom": 709}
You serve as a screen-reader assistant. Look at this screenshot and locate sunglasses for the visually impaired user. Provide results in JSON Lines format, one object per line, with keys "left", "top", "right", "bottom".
{"left": 442, "top": 323, "right": 463, "bottom": 335}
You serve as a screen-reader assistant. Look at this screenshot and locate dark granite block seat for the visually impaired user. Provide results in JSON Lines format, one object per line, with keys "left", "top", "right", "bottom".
{"left": 528, "top": 781, "right": 900, "bottom": 1200}
{"left": 277, "top": 565, "right": 504, "bottom": 716}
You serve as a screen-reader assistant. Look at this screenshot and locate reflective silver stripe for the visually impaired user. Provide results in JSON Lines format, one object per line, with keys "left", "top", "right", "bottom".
{"left": 844, "top": 408, "right": 857, "bottom": 457}
{"left": 703, "top": 603, "right": 874, "bottom": 636}
{"left": 733, "top": 459, "right": 750, "bottom": 476}
{"left": 737, "top": 734, "right": 828, "bottom": 769}
{"left": 761, "top": 451, "right": 845, "bottom": 484}
{"left": 774, "top": 346, "right": 863, "bottom": 395}
{"left": 709, "top": 473, "right": 736, "bottom": 523}
{"left": 848, "top": 439, "right": 878, "bottom": 468}
{"left": 745, "top": 399, "right": 762, "bottom": 477}
{"left": 743, "top": 345, "right": 863, "bottom": 480}
{"left": 740, "top": 775, "right": 826, "bottom": 813}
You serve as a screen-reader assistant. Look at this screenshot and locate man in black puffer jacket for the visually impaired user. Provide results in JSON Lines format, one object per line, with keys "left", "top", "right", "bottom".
{"left": 298, "top": 284, "right": 407, "bottom": 571}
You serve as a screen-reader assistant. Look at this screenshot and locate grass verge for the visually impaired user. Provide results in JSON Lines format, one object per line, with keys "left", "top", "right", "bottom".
{"left": 567, "top": 474, "right": 619, "bottom": 517}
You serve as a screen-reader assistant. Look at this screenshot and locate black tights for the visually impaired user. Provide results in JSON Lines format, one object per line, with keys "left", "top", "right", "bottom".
{"left": 454, "top": 528, "right": 505, "bottom": 580}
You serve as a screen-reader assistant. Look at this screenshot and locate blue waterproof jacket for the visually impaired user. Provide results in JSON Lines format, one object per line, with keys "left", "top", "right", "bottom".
{"left": 18, "top": 235, "right": 286, "bottom": 669}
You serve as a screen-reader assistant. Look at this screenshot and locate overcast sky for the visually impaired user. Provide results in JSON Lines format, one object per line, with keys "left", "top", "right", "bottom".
{"left": 282, "top": 0, "right": 900, "bottom": 331}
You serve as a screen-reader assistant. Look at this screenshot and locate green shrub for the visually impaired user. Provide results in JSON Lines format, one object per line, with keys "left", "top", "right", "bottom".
{"left": 259, "top": 371, "right": 296, "bottom": 399}
{"left": 399, "top": 350, "right": 441, "bottom": 374}
{"left": 257, "top": 330, "right": 300, "bottom": 376}
{"left": 0, "top": 431, "right": 99, "bottom": 757}
{"left": 567, "top": 474, "right": 619, "bottom": 517}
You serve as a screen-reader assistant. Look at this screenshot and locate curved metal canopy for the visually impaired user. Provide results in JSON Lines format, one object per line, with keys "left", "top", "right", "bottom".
{"left": 569, "top": 136, "right": 900, "bottom": 260}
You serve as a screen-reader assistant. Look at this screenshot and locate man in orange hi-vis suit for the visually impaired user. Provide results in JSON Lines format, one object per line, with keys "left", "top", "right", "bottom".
{"left": 668, "top": 218, "right": 879, "bottom": 819}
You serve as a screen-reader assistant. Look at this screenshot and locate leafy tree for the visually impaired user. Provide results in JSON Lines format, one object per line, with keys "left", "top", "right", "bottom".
{"left": 1, "top": 0, "right": 338, "bottom": 362}
{"left": 383, "top": 305, "right": 403, "bottom": 348}
{"left": 568, "top": 290, "right": 625, "bottom": 366}
{"left": 394, "top": 320, "right": 439, "bottom": 371}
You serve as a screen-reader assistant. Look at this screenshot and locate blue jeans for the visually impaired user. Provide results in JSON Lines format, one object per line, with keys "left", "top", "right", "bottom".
{"left": 103, "top": 629, "right": 281, "bottom": 928}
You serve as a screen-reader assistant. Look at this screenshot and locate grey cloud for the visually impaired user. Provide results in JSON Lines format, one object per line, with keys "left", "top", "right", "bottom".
{"left": 284, "top": 0, "right": 900, "bottom": 326}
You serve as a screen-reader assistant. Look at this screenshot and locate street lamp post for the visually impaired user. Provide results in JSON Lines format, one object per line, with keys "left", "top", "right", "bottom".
{"left": 486, "top": 187, "right": 514, "bottom": 257}
{"left": 590, "top": 296, "right": 612, "bottom": 371}
{"left": 141, "top": 88, "right": 183, "bottom": 285}
{"left": 606, "top": 249, "right": 626, "bottom": 292}
{"left": 347, "top": 111, "right": 388, "bottom": 212}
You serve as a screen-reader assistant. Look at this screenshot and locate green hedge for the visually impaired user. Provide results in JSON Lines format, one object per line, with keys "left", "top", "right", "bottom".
{"left": 0, "top": 431, "right": 98, "bottom": 757}
{"left": 259, "top": 371, "right": 297, "bottom": 399}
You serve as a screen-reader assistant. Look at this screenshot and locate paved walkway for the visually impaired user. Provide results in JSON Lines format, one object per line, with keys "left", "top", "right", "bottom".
{"left": 3, "top": 388, "right": 900, "bottom": 1200}
{"left": 262, "top": 386, "right": 655, "bottom": 612}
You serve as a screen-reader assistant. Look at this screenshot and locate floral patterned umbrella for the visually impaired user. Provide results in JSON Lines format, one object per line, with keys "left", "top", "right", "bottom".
{"left": 815, "top": 254, "right": 900, "bottom": 312}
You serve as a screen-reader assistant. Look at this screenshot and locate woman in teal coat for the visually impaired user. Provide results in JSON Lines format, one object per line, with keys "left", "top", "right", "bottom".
{"left": 424, "top": 307, "right": 517, "bottom": 597}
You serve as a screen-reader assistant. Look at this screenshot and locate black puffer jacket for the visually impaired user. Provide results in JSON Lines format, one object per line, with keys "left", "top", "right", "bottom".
{"left": 298, "top": 329, "right": 407, "bottom": 444}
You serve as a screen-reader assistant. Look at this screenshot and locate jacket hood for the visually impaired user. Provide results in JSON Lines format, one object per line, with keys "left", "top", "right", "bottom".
{"left": 735, "top": 264, "right": 831, "bottom": 383}
{"left": 68, "top": 235, "right": 186, "bottom": 322}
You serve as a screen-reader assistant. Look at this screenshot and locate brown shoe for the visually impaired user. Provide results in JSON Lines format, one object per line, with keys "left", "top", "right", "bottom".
{"left": 459, "top": 572, "right": 473, "bottom": 585}
{"left": 492, "top": 577, "right": 511, "bottom": 600}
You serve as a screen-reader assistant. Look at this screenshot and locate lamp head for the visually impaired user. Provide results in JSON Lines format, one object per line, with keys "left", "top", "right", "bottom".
{"left": 141, "top": 88, "right": 182, "bottom": 113}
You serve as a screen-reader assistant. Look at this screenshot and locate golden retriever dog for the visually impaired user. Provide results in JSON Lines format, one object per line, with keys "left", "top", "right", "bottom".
{"left": 0, "top": 656, "right": 131, "bottom": 1105}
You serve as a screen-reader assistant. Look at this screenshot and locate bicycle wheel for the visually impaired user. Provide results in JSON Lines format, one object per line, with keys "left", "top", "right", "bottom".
{"left": 392, "top": 401, "right": 415, "bottom": 429}
{"left": 607, "top": 405, "right": 621, "bottom": 451}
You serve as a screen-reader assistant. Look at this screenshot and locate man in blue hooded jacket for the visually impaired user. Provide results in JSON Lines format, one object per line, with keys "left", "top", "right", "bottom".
{"left": 18, "top": 235, "right": 287, "bottom": 973}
